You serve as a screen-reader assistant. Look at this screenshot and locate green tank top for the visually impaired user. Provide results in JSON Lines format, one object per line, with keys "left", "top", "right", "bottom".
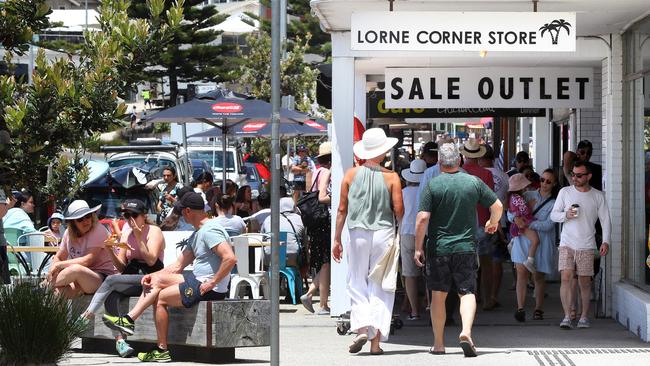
{"left": 346, "top": 165, "right": 394, "bottom": 230}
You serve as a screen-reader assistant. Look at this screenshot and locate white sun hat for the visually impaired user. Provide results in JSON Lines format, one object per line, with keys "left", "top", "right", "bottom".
{"left": 64, "top": 200, "right": 101, "bottom": 220}
{"left": 401, "top": 159, "right": 427, "bottom": 183}
{"left": 353, "top": 128, "right": 399, "bottom": 160}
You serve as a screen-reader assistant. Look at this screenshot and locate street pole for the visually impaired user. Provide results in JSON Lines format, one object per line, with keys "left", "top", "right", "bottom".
{"left": 270, "top": 0, "right": 282, "bottom": 364}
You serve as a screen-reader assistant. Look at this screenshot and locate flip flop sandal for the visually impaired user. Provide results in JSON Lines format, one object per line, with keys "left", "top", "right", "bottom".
{"left": 370, "top": 348, "right": 384, "bottom": 355}
{"left": 533, "top": 309, "right": 544, "bottom": 320}
{"left": 429, "top": 347, "right": 445, "bottom": 355}
{"left": 459, "top": 336, "right": 477, "bottom": 357}
{"left": 348, "top": 334, "right": 368, "bottom": 354}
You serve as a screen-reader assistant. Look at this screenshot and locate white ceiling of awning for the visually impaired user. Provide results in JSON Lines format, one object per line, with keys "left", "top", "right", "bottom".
{"left": 310, "top": 0, "right": 650, "bottom": 36}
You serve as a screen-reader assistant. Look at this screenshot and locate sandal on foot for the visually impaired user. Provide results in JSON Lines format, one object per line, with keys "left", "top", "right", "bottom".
{"left": 370, "top": 348, "right": 384, "bottom": 355}
{"left": 459, "top": 335, "right": 477, "bottom": 357}
{"left": 514, "top": 308, "right": 526, "bottom": 322}
{"left": 429, "top": 347, "right": 445, "bottom": 355}
{"left": 533, "top": 309, "right": 544, "bottom": 320}
{"left": 348, "top": 334, "right": 368, "bottom": 354}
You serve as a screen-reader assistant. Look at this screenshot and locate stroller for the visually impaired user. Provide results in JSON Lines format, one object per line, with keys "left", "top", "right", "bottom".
{"left": 335, "top": 271, "right": 405, "bottom": 336}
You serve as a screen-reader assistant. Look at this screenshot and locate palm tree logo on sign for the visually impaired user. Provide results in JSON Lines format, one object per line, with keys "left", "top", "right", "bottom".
{"left": 539, "top": 19, "right": 572, "bottom": 45}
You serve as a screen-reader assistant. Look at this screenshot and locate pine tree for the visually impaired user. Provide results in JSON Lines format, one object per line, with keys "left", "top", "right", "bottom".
{"left": 129, "top": 0, "right": 235, "bottom": 106}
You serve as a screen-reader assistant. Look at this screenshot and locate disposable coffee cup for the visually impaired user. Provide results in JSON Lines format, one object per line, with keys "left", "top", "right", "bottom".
{"left": 571, "top": 204, "right": 580, "bottom": 217}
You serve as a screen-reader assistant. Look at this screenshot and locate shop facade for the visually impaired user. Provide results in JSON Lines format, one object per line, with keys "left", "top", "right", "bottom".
{"left": 310, "top": 0, "right": 650, "bottom": 341}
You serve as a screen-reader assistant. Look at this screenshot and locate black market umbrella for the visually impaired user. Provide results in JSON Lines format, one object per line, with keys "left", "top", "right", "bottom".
{"left": 188, "top": 119, "right": 327, "bottom": 138}
{"left": 147, "top": 89, "right": 312, "bottom": 190}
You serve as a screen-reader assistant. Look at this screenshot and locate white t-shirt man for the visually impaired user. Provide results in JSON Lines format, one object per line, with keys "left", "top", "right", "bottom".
{"left": 550, "top": 185, "right": 611, "bottom": 251}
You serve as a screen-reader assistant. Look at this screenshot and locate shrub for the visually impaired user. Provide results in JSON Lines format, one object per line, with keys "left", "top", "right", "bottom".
{"left": 0, "top": 280, "right": 87, "bottom": 365}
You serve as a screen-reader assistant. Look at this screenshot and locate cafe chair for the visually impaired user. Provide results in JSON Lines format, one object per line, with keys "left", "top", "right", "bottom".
{"left": 2, "top": 228, "right": 28, "bottom": 276}
{"left": 229, "top": 235, "right": 270, "bottom": 300}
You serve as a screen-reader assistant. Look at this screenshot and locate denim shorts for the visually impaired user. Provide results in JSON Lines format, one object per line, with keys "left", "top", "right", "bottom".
{"left": 178, "top": 272, "right": 226, "bottom": 308}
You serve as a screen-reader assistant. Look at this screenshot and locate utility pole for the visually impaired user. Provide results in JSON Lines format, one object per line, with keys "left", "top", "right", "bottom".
{"left": 270, "top": 0, "right": 282, "bottom": 364}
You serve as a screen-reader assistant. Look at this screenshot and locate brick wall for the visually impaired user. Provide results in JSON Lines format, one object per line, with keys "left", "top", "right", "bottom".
{"left": 577, "top": 69, "right": 603, "bottom": 165}
{"left": 602, "top": 34, "right": 625, "bottom": 316}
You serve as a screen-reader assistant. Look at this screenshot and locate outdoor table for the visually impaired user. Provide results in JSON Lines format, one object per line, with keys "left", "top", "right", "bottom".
{"left": 7, "top": 246, "right": 59, "bottom": 277}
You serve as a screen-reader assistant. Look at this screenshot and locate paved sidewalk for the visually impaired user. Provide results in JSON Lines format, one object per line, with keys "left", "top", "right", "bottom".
{"left": 62, "top": 278, "right": 649, "bottom": 365}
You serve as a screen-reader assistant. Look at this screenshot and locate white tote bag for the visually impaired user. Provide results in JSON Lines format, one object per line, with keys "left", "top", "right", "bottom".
{"left": 368, "top": 220, "right": 400, "bottom": 293}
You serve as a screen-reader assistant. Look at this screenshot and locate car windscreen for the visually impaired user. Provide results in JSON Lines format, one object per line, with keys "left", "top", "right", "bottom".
{"left": 188, "top": 151, "right": 234, "bottom": 172}
{"left": 80, "top": 188, "right": 157, "bottom": 219}
{"left": 108, "top": 158, "right": 177, "bottom": 179}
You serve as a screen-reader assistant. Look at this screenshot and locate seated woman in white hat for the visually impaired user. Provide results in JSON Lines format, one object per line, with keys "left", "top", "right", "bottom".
{"left": 47, "top": 200, "right": 118, "bottom": 298}
{"left": 333, "top": 128, "right": 404, "bottom": 355}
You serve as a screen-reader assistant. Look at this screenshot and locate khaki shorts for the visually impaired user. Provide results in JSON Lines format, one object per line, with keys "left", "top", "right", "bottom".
{"left": 400, "top": 234, "right": 420, "bottom": 277}
{"left": 558, "top": 246, "right": 595, "bottom": 277}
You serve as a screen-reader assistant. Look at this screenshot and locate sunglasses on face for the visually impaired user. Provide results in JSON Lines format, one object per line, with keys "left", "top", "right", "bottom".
{"left": 122, "top": 212, "right": 139, "bottom": 220}
{"left": 74, "top": 214, "right": 92, "bottom": 223}
{"left": 540, "top": 178, "right": 553, "bottom": 184}
{"left": 570, "top": 172, "right": 588, "bottom": 178}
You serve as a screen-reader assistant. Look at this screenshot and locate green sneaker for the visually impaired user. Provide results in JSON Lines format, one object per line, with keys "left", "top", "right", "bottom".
{"left": 102, "top": 314, "right": 135, "bottom": 336}
{"left": 116, "top": 339, "right": 135, "bottom": 358}
{"left": 137, "top": 349, "right": 171, "bottom": 362}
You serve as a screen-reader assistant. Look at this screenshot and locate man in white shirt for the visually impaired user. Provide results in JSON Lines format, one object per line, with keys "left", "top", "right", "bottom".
{"left": 550, "top": 161, "right": 611, "bottom": 330}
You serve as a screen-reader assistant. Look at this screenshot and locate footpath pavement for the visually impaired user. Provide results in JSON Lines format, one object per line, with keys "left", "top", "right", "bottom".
{"left": 61, "top": 277, "right": 649, "bottom": 366}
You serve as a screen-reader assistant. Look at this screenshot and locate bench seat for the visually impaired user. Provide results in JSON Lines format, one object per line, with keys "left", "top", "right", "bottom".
{"left": 77, "top": 296, "right": 270, "bottom": 362}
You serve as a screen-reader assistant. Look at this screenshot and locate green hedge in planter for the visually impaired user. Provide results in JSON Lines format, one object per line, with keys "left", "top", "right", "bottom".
{"left": 0, "top": 280, "right": 86, "bottom": 365}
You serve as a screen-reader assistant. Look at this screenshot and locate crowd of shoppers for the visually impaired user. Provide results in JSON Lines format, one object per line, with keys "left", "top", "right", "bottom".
{"left": 0, "top": 130, "right": 612, "bottom": 360}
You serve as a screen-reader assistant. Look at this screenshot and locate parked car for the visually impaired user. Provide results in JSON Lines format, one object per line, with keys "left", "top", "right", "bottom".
{"left": 243, "top": 162, "right": 266, "bottom": 198}
{"left": 101, "top": 138, "right": 191, "bottom": 185}
{"left": 78, "top": 162, "right": 160, "bottom": 224}
{"left": 190, "top": 159, "right": 213, "bottom": 185}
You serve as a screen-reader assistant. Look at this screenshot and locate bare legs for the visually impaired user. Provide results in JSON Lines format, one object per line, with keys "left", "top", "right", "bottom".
{"left": 560, "top": 269, "right": 575, "bottom": 319}
{"left": 404, "top": 276, "right": 419, "bottom": 317}
{"left": 430, "top": 291, "right": 477, "bottom": 353}
{"left": 304, "top": 263, "right": 330, "bottom": 312}
{"left": 154, "top": 285, "right": 184, "bottom": 349}
{"left": 52, "top": 264, "right": 104, "bottom": 299}
{"left": 516, "top": 264, "right": 546, "bottom": 312}
{"left": 430, "top": 291, "right": 447, "bottom": 352}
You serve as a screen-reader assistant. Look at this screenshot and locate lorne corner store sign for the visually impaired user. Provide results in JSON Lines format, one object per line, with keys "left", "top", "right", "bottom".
{"left": 352, "top": 12, "right": 576, "bottom": 52}
{"left": 385, "top": 68, "right": 594, "bottom": 109}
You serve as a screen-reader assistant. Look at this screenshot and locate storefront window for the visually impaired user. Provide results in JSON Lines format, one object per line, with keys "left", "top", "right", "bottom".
{"left": 623, "top": 16, "right": 650, "bottom": 286}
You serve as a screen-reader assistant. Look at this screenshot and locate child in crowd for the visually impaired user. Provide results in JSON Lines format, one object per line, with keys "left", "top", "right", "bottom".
{"left": 508, "top": 173, "right": 539, "bottom": 273}
{"left": 44, "top": 212, "right": 65, "bottom": 244}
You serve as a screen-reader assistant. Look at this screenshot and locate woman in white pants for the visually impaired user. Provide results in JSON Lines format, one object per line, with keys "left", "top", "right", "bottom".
{"left": 333, "top": 128, "right": 404, "bottom": 355}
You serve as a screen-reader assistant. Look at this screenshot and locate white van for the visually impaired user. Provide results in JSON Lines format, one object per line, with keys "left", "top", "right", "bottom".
{"left": 186, "top": 144, "right": 247, "bottom": 186}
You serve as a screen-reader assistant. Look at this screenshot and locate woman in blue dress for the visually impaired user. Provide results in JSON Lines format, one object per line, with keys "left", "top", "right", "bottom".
{"left": 509, "top": 168, "right": 559, "bottom": 322}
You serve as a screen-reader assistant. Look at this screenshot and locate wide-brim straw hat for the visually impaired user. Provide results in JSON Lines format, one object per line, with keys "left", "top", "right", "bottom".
{"left": 508, "top": 173, "right": 531, "bottom": 192}
{"left": 317, "top": 141, "right": 332, "bottom": 158}
{"left": 64, "top": 200, "right": 101, "bottom": 220}
{"left": 401, "top": 159, "right": 427, "bottom": 183}
{"left": 353, "top": 128, "right": 398, "bottom": 160}
{"left": 460, "top": 138, "right": 486, "bottom": 158}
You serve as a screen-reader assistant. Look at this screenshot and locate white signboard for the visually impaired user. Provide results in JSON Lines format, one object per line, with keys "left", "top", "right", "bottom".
{"left": 385, "top": 67, "right": 594, "bottom": 109}
{"left": 352, "top": 12, "right": 576, "bottom": 52}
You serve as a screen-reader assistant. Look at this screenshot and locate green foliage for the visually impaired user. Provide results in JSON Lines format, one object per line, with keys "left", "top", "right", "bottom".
{"left": 0, "top": 0, "right": 184, "bottom": 201}
{"left": 235, "top": 32, "right": 318, "bottom": 113}
{"left": 128, "top": 0, "right": 235, "bottom": 106}
{"left": 42, "top": 155, "right": 90, "bottom": 207}
{"left": 0, "top": 280, "right": 87, "bottom": 365}
{"left": 255, "top": 0, "right": 330, "bottom": 60}
{"left": 250, "top": 136, "right": 322, "bottom": 167}
{"left": 0, "top": 0, "right": 51, "bottom": 56}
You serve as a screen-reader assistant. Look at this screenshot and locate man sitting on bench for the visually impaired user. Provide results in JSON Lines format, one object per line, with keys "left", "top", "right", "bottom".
{"left": 102, "top": 192, "right": 237, "bottom": 362}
